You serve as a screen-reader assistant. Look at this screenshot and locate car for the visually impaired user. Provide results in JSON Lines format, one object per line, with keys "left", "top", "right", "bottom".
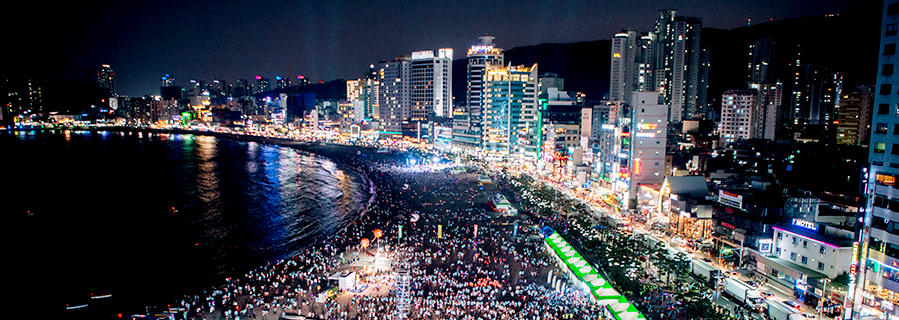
{"left": 784, "top": 300, "right": 802, "bottom": 310}
{"left": 761, "top": 292, "right": 775, "bottom": 299}
{"left": 746, "top": 281, "right": 759, "bottom": 288}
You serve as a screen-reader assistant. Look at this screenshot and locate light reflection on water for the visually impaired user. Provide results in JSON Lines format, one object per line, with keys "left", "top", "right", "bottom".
{"left": 4, "top": 130, "right": 373, "bottom": 312}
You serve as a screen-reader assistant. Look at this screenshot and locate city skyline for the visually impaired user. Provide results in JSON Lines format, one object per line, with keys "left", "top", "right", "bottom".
{"left": 5, "top": 0, "right": 862, "bottom": 97}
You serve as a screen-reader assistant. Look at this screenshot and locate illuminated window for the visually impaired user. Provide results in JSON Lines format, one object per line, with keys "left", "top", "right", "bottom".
{"left": 877, "top": 173, "right": 896, "bottom": 186}
{"left": 876, "top": 142, "right": 887, "bottom": 153}
{"left": 878, "top": 123, "right": 889, "bottom": 133}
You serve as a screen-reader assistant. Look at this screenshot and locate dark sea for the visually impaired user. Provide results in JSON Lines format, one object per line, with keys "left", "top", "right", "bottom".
{"left": 3, "top": 130, "right": 373, "bottom": 318}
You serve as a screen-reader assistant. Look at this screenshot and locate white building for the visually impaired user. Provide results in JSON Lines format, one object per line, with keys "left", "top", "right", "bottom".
{"left": 376, "top": 56, "right": 411, "bottom": 137}
{"left": 610, "top": 30, "right": 638, "bottom": 104}
{"left": 411, "top": 49, "right": 453, "bottom": 119}
{"left": 628, "top": 92, "right": 668, "bottom": 207}
{"left": 719, "top": 89, "right": 758, "bottom": 146}
{"left": 771, "top": 221, "right": 854, "bottom": 280}
{"left": 338, "top": 100, "right": 364, "bottom": 136}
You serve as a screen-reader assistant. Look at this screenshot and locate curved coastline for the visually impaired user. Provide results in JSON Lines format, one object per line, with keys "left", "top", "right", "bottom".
{"left": 5, "top": 127, "right": 386, "bottom": 317}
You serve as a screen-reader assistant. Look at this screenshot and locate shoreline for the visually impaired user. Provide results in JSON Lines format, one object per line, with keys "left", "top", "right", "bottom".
{"left": 7, "top": 128, "right": 396, "bottom": 319}
{"left": 31, "top": 127, "right": 605, "bottom": 320}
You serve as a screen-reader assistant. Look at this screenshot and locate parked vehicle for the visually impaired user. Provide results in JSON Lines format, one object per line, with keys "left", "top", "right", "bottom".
{"left": 723, "top": 278, "right": 765, "bottom": 312}
{"left": 766, "top": 300, "right": 805, "bottom": 320}
{"left": 690, "top": 259, "right": 720, "bottom": 284}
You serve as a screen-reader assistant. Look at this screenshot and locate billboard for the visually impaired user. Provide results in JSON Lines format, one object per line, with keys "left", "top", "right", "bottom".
{"left": 718, "top": 190, "right": 743, "bottom": 209}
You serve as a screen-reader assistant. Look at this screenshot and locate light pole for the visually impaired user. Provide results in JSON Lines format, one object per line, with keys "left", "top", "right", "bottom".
{"left": 818, "top": 278, "right": 831, "bottom": 320}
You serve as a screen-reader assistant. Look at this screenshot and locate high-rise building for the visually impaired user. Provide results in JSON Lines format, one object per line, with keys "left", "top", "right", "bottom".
{"left": 668, "top": 16, "right": 703, "bottom": 123}
{"left": 453, "top": 36, "right": 505, "bottom": 154}
{"left": 376, "top": 56, "right": 411, "bottom": 137}
{"left": 610, "top": 30, "right": 657, "bottom": 105}
{"left": 859, "top": 84, "right": 876, "bottom": 146}
{"left": 97, "top": 64, "right": 115, "bottom": 95}
{"left": 161, "top": 74, "right": 175, "bottom": 87}
{"left": 653, "top": 10, "right": 676, "bottom": 106}
{"left": 255, "top": 76, "right": 270, "bottom": 94}
{"left": 347, "top": 79, "right": 362, "bottom": 101}
{"left": 836, "top": 91, "right": 862, "bottom": 145}
{"left": 348, "top": 73, "right": 381, "bottom": 121}
{"left": 719, "top": 89, "right": 759, "bottom": 146}
{"left": 857, "top": 3, "right": 899, "bottom": 320}
{"left": 610, "top": 11, "right": 706, "bottom": 124}
{"left": 480, "top": 64, "right": 538, "bottom": 161}
{"left": 751, "top": 82, "right": 783, "bottom": 140}
{"left": 188, "top": 79, "right": 206, "bottom": 97}
{"left": 411, "top": 49, "right": 453, "bottom": 120}
{"left": 276, "top": 76, "right": 288, "bottom": 89}
{"left": 210, "top": 80, "right": 226, "bottom": 97}
{"left": 235, "top": 79, "right": 250, "bottom": 98}
{"left": 627, "top": 91, "right": 668, "bottom": 206}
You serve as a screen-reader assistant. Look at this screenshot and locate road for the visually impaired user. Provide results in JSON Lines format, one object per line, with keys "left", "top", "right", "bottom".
{"left": 524, "top": 172, "right": 833, "bottom": 320}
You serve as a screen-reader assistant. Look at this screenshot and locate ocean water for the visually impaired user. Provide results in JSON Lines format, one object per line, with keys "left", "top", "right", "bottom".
{"left": 3, "top": 130, "right": 372, "bottom": 316}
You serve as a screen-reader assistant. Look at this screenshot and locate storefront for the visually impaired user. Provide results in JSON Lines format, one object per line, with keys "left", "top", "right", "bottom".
{"left": 668, "top": 202, "right": 713, "bottom": 240}
{"left": 756, "top": 255, "right": 828, "bottom": 304}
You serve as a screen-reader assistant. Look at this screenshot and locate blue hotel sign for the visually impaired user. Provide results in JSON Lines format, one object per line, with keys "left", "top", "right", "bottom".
{"left": 792, "top": 218, "right": 817, "bottom": 231}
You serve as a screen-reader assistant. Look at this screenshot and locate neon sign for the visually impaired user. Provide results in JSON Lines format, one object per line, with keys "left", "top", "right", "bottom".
{"left": 759, "top": 239, "right": 773, "bottom": 253}
{"left": 792, "top": 218, "right": 817, "bottom": 231}
{"left": 639, "top": 123, "right": 657, "bottom": 130}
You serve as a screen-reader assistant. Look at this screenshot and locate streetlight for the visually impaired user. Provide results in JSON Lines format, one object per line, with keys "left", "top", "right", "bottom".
{"left": 818, "top": 278, "right": 831, "bottom": 320}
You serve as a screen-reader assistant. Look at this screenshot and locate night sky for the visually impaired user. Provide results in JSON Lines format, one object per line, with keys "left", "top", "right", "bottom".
{"left": 7, "top": 0, "right": 860, "bottom": 97}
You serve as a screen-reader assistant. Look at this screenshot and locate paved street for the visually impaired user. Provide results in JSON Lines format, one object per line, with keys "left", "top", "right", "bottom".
{"left": 526, "top": 172, "right": 835, "bottom": 320}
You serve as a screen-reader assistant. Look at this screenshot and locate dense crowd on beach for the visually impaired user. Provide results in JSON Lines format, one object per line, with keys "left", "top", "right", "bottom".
{"left": 162, "top": 144, "right": 614, "bottom": 320}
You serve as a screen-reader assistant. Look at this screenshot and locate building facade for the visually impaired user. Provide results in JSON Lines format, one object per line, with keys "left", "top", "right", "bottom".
{"left": 453, "top": 36, "right": 504, "bottom": 154}
{"left": 628, "top": 92, "right": 668, "bottom": 207}
{"left": 610, "top": 10, "right": 707, "bottom": 124}
{"left": 481, "top": 64, "right": 538, "bottom": 161}
{"left": 858, "top": 2, "right": 899, "bottom": 319}
{"left": 411, "top": 49, "right": 453, "bottom": 120}
{"left": 719, "top": 89, "right": 759, "bottom": 146}
{"left": 376, "top": 56, "right": 411, "bottom": 138}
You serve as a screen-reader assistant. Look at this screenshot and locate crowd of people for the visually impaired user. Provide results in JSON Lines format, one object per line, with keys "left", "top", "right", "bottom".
{"left": 161, "top": 143, "right": 616, "bottom": 320}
